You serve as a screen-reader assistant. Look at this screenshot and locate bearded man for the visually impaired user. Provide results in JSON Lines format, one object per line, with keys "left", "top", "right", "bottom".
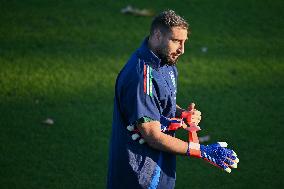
{"left": 107, "top": 10, "right": 238, "bottom": 189}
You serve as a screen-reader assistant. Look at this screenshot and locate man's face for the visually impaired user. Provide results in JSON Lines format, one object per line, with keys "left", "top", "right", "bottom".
{"left": 156, "top": 27, "right": 188, "bottom": 65}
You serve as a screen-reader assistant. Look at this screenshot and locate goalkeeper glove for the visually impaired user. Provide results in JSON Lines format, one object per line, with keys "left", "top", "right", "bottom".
{"left": 187, "top": 141, "right": 239, "bottom": 173}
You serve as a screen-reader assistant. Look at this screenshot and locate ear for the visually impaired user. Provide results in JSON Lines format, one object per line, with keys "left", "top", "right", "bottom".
{"left": 153, "top": 29, "right": 162, "bottom": 42}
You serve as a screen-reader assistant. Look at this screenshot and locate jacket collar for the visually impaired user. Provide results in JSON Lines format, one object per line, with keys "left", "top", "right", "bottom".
{"left": 137, "top": 37, "right": 161, "bottom": 69}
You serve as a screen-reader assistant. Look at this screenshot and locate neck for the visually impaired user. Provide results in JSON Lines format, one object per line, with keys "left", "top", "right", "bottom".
{"left": 148, "top": 36, "right": 158, "bottom": 55}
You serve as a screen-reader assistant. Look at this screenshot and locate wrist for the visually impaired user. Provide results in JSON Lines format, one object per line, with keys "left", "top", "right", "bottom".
{"left": 186, "top": 142, "right": 201, "bottom": 158}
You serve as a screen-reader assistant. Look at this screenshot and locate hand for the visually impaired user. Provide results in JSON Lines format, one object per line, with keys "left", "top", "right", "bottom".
{"left": 188, "top": 142, "right": 239, "bottom": 173}
{"left": 181, "top": 103, "right": 202, "bottom": 127}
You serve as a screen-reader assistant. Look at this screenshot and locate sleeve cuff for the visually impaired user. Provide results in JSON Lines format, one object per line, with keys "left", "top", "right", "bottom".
{"left": 137, "top": 116, "right": 156, "bottom": 124}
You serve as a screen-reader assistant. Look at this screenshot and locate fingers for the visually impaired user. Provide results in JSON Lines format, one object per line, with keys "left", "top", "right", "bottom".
{"left": 192, "top": 116, "right": 201, "bottom": 126}
{"left": 188, "top": 103, "right": 195, "bottom": 111}
{"left": 228, "top": 154, "right": 238, "bottom": 162}
{"left": 188, "top": 103, "right": 200, "bottom": 116}
{"left": 131, "top": 133, "right": 145, "bottom": 144}
{"left": 207, "top": 157, "right": 232, "bottom": 173}
{"left": 232, "top": 150, "right": 238, "bottom": 158}
{"left": 224, "top": 166, "right": 232, "bottom": 173}
{"left": 203, "top": 155, "right": 232, "bottom": 173}
{"left": 224, "top": 158, "right": 237, "bottom": 169}
{"left": 185, "top": 103, "right": 202, "bottom": 126}
{"left": 217, "top": 161, "right": 231, "bottom": 173}
{"left": 127, "top": 124, "right": 146, "bottom": 144}
{"left": 218, "top": 144, "right": 239, "bottom": 170}
{"left": 225, "top": 149, "right": 239, "bottom": 164}
{"left": 233, "top": 157, "right": 239, "bottom": 164}
{"left": 191, "top": 113, "right": 201, "bottom": 119}
{"left": 230, "top": 150, "right": 239, "bottom": 164}
{"left": 191, "top": 110, "right": 201, "bottom": 125}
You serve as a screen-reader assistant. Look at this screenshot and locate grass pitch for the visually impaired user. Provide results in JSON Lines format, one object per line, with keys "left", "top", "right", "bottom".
{"left": 0, "top": 0, "right": 283, "bottom": 188}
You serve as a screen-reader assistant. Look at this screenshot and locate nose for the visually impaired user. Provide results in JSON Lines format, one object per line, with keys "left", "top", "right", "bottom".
{"left": 178, "top": 42, "right": 185, "bottom": 55}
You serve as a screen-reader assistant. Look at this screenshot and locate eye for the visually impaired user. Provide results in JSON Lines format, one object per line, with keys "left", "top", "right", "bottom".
{"left": 172, "top": 39, "right": 180, "bottom": 43}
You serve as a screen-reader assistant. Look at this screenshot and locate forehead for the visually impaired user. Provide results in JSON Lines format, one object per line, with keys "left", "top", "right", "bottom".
{"left": 169, "top": 27, "right": 188, "bottom": 40}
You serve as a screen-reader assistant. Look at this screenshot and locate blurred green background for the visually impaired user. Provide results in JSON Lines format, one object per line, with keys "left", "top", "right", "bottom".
{"left": 0, "top": 0, "right": 283, "bottom": 188}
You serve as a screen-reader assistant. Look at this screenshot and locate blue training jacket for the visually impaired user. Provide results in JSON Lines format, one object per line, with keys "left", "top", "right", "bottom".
{"left": 107, "top": 37, "right": 178, "bottom": 189}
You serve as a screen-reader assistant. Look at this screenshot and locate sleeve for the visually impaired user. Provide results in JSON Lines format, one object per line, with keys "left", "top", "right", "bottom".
{"left": 137, "top": 117, "right": 155, "bottom": 124}
{"left": 120, "top": 64, "right": 161, "bottom": 125}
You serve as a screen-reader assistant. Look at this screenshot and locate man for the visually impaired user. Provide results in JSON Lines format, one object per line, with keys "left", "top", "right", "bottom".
{"left": 107, "top": 10, "right": 238, "bottom": 189}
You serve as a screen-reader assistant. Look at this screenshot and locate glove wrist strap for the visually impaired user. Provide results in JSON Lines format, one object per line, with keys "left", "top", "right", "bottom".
{"left": 181, "top": 111, "right": 191, "bottom": 119}
{"left": 187, "top": 142, "right": 201, "bottom": 158}
{"left": 167, "top": 120, "right": 183, "bottom": 131}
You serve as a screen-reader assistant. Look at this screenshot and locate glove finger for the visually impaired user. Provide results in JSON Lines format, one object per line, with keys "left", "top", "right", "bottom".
{"left": 202, "top": 153, "right": 231, "bottom": 173}
{"left": 227, "top": 149, "right": 238, "bottom": 157}
{"left": 127, "top": 125, "right": 135, "bottom": 131}
{"left": 226, "top": 153, "right": 239, "bottom": 164}
{"left": 213, "top": 160, "right": 231, "bottom": 173}
{"left": 227, "top": 153, "right": 238, "bottom": 161}
{"left": 127, "top": 125, "right": 145, "bottom": 144}
{"left": 131, "top": 133, "right": 146, "bottom": 144}
{"left": 139, "top": 138, "right": 145, "bottom": 144}
{"left": 202, "top": 153, "right": 226, "bottom": 170}
{"left": 230, "top": 150, "right": 239, "bottom": 163}
{"left": 225, "top": 149, "right": 239, "bottom": 163}
{"left": 233, "top": 157, "right": 239, "bottom": 163}
{"left": 221, "top": 163, "right": 232, "bottom": 173}
{"left": 217, "top": 142, "right": 228, "bottom": 147}
{"left": 132, "top": 133, "right": 140, "bottom": 141}
{"left": 224, "top": 158, "right": 238, "bottom": 168}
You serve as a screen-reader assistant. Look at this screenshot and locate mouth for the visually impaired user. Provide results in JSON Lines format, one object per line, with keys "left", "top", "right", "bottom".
{"left": 166, "top": 54, "right": 180, "bottom": 65}
{"left": 171, "top": 54, "right": 179, "bottom": 60}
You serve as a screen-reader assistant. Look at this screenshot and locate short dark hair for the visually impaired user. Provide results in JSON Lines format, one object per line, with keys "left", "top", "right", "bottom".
{"left": 150, "top": 10, "right": 189, "bottom": 36}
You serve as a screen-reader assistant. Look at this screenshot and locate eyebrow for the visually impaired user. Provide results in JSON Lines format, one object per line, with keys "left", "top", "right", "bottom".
{"left": 172, "top": 38, "right": 188, "bottom": 41}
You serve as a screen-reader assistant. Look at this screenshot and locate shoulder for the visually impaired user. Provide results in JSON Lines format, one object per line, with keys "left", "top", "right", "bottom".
{"left": 118, "top": 52, "right": 151, "bottom": 85}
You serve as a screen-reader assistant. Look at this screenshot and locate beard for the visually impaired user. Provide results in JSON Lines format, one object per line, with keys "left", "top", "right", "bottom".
{"left": 156, "top": 46, "right": 179, "bottom": 66}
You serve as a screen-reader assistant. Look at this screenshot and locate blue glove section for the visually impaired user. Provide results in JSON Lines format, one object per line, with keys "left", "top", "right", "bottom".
{"left": 200, "top": 143, "right": 238, "bottom": 173}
